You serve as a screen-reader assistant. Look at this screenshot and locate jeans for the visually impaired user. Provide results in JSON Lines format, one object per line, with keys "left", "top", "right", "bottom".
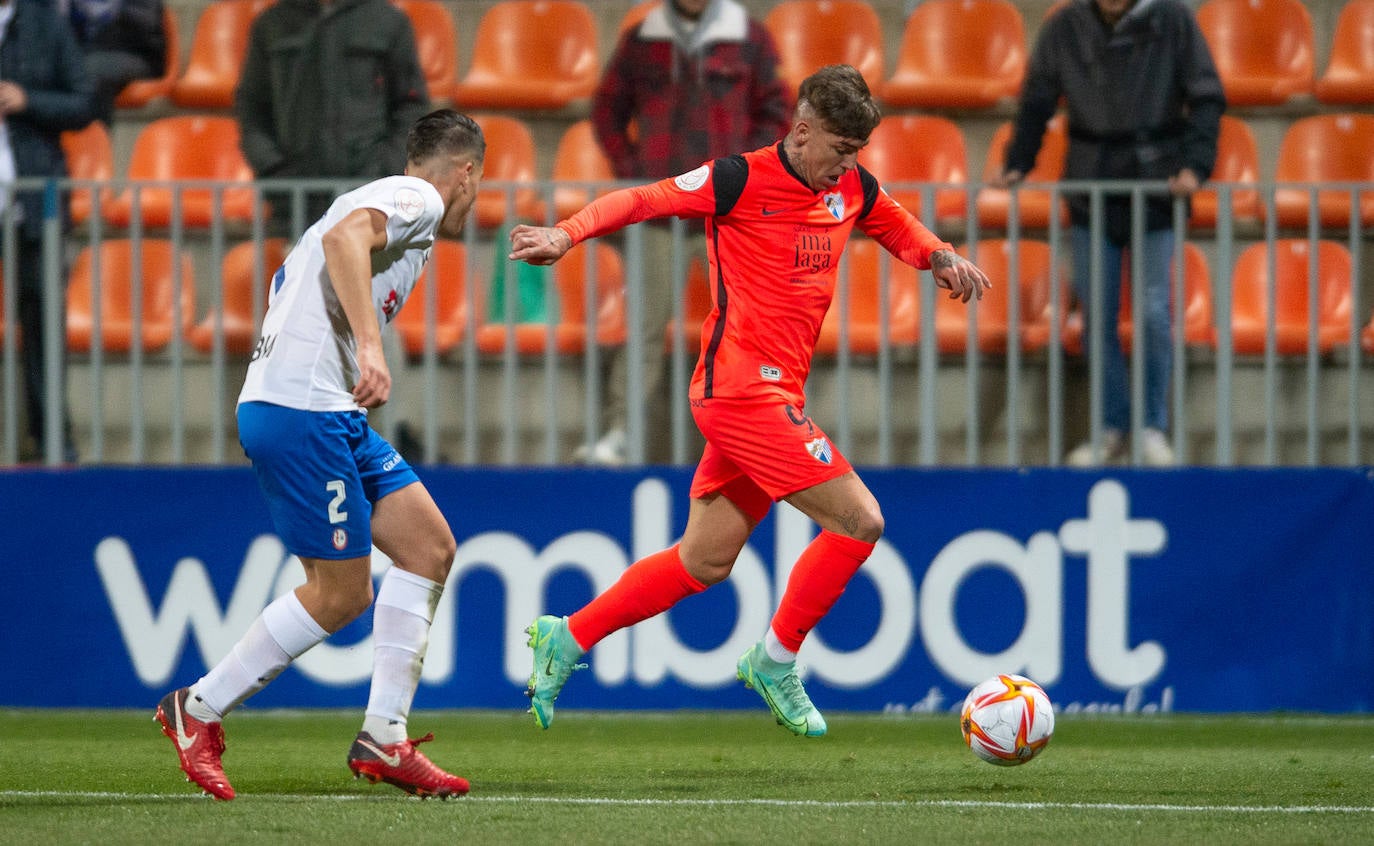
{"left": 1070, "top": 225, "right": 1174, "bottom": 433}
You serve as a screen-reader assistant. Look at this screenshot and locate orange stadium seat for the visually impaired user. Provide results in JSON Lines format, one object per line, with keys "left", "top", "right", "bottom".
{"left": 393, "top": 239, "right": 471, "bottom": 355}
{"left": 859, "top": 115, "right": 967, "bottom": 227}
{"left": 1196, "top": 0, "right": 1313, "bottom": 106}
{"left": 1043, "top": 0, "right": 1071, "bottom": 19}
{"left": 394, "top": 0, "right": 459, "bottom": 103}
{"left": 551, "top": 120, "right": 614, "bottom": 222}
{"left": 976, "top": 115, "right": 1068, "bottom": 230}
{"left": 947, "top": 239, "right": 1059, "bottom": 354}
{"left": 472, "top": 115, "right": 543, "bottom": 228}
{"left": 1273, "top": 114, "right": 1374, "bottom": 229}
{"left": 764, "top": 0, "right": 885, "bottom": 98}
{"left": 60, "top": 121, "right": 114, "bottom": 226}
{"left": 477, "top": 241, "right": 624, "bottom": 355}
{"left": 617, "top": 0, "right": 657, "bottom": 35}
{"left": 67, "top": 240, "right": 196, "bottom": 352}
{"left": 1315, "top": 0, "right": 1374, "bottom": 104}
{"left": 453, "top": 0, "right": 599, "bottom": 110}
{"left": 1362, "top": 310, "right": 1374, "bottom": 355}
{"left": 1229, "top": 239, "right": 1353, "bottom": 354}
{"left": 188, "top": 238, "right": 286, "bottom": 355}
{"left": 816, "top": 238, "right": 919, "bottom": 355}
{"left": 105, "top": 116, "right": 260, "bottom": 228}
{"left": 114, "top": 6, "right": 181, "bottom": 109}
{"left": 1063, "top": 242, "right": 1214, "bottom": 354}
{"left": 881, "top": 0, "right": 1025, "bottom": 109}
{"left": 1190, "top": 115, "right": 1261, "bottom": 229}
{"left": 171, "top": 0, "right": 273, "bottom": 109}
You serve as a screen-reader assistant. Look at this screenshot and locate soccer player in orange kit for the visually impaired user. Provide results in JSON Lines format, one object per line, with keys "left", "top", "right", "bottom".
{"left": 509, "top": 65, "right": 990, "bottom": 737}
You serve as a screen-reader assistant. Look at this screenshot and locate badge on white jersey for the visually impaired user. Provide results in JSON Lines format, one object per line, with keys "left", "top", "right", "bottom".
{"left": 394, "top": 187, "right": 426, "bottom": 222}
{"left": 674, "top": 165, "right": 710, "bottom": 192}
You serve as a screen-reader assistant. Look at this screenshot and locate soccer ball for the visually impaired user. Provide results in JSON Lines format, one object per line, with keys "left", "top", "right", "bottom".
{"left": 960, "top": 674, "right": 1055, "bottom": 766}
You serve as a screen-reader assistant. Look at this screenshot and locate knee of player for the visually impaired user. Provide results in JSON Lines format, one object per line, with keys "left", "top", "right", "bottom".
{"left": 849, "top": 504, "right": 884, "bottom": 544}
{"left": 680, "top": 547, "right": 738, "bottom": 587}
{"left": 322, "top": 586, "right": 375, "bottom": 631}
{"left": 432, "top": 530, "right": 458, "bottom": 577}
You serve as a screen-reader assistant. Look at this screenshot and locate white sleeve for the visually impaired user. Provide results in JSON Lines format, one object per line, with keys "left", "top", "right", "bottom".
{"left": 353, "top": 177, "right": 444, "bottom": 251}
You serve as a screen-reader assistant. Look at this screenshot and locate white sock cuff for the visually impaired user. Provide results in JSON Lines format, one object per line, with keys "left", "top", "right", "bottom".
{"left": 376, "top": 568, "right": 443, "bottom": 622}
{"left": 262, "top": 591, "right": 328, "bottom": 658}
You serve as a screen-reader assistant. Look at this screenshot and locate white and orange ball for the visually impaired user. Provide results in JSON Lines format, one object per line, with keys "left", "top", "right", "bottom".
{"left": 960, "top": 674, "right": 1055, "bottom": 766}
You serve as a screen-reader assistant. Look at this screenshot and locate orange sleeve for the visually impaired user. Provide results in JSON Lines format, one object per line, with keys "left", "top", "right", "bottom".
{"left": 857, "top": 190, "right": 953, "bottom": 270}
{"left": 556, "top": 170, "right": 718, "bottom": 245}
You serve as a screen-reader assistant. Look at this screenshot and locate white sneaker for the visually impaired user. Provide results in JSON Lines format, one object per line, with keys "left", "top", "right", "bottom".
{"left": 1065, "top": 429, "right": 1125, "bottom": 467}
{"left": 573, "top": 428, "right": 626, "bottom": 466}
{"left": 1140, "top": 428, "right": 1176, "bottom": 467}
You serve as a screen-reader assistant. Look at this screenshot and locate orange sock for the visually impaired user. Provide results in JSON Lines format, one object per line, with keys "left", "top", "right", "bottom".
{"left": 770, "top": 530, "right": 875, "bottom": 652}
{"left": 567, "top": 544, "right": 707, "bottom": 651}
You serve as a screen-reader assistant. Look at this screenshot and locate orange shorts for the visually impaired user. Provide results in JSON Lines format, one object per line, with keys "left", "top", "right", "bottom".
{"left": 689, "top": 396, "right": 853, "bottom": 523}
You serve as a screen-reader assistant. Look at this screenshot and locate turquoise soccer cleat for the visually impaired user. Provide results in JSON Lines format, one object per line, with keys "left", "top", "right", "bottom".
{"left": 736, "top": 643, "right": 828, "bottom": 738}
{"left": 525, "top": 615, "right": 587, "bottom": 729}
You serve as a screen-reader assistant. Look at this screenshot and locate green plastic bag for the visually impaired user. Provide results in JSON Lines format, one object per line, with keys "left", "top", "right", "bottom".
{"left": 489, "top": 224, "right": 549, "bottom": 323}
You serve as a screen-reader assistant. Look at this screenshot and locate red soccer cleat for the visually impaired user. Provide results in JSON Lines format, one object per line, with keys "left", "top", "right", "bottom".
{"left": 155, "top": 688, "right": 235, "bottom": 800}
{"left": 347, "top": 731, "right": 470, "bottom": 798}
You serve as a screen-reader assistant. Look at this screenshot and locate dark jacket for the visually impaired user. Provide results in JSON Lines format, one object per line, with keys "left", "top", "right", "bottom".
{"left": 70, "top": 0, "right": 167, "bottom": 70}
{"left": 235, "top": 0, "right": 429, "bottom": 181}
{"left": 0, "top": 0, "right": 95, "bottom": 236}
{"left": 1006, "top": 0, "right": 1225, "bottom": 241}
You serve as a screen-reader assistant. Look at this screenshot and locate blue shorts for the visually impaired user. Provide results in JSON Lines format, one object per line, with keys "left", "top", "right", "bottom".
{"left": 237, "top": 402, "right": 419, "bottom": 559}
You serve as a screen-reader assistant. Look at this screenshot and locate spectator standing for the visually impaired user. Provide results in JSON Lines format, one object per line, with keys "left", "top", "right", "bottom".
{"left": 0, "top": 0, "right": 95, "bottom": 463}
{"left": 582, "top": 0, "right": 789, "bottom": 464}
{"left": 999, "top": 0, "right": 1223, "bottom": 466}
{"left": 236, "top": 0, "right": 430, "bottom": 232}
{"left": 62, "top": 0, "right": 167, "bottom": 125}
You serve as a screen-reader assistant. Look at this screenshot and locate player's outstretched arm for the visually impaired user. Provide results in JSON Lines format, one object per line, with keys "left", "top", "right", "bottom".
{"left": 508, "top": 224, "right": 574, "bottom": 266}
{"left": 931, "top": 249, "right": 992, "bottom": 303}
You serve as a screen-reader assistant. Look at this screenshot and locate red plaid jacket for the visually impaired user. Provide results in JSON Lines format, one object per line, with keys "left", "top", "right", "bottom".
{"left": 591, "top": 2, "right": 790, "bottom": 181}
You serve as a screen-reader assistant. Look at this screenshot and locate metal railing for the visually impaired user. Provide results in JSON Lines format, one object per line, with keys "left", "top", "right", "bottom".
{"left": 1, "top": 175, "right": 1370, "bottom": 467}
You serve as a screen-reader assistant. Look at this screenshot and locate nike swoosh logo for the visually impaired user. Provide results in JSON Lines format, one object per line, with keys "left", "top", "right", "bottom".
{"left": 173, "top": 696, "right": 198, "bottom": 750}
{"left": 355, "top": 738, "right": 402, "bottom": 768}
{"left": 760, "top": 207, "right": 784, "bottom": 216}
{"left": 544, "top": 653, "right": 555, "bottom": 676}
{"left": 757, "top": 684, "right": 807, "bottom": 731}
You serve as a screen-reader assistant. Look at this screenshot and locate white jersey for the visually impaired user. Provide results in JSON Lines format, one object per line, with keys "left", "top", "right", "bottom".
{"left": 238, "top": 175, "right": 444, "bottom": 412}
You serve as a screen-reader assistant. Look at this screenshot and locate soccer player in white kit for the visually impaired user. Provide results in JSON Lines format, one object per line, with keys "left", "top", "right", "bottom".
{"left": 155, "top": 110, "right": 483, "bottom": 800}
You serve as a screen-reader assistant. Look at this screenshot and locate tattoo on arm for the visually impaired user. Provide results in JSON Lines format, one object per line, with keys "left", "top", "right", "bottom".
{"left": 930, "top": 249, "right": 957, "bottom": 271}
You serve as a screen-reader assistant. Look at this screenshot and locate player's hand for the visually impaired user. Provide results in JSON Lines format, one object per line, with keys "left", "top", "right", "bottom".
{"left": 508, "top": 224, "right": 573, "bottom": 266}
{"left": 351, "top": 342, "right": 391, "bottom": 408}
{"left": 931, "top": 249, "right": 991, "bottom": 303}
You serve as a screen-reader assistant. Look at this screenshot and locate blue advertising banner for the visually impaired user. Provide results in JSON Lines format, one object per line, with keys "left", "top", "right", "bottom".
{"left": 2, "top": 467, "right": 1371, "bottom": 713}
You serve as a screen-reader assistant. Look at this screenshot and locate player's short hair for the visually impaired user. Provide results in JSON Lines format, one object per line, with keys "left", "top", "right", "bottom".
{"left": 797, "top": 65, "right": 881, "bottom": 141}
{"left": 407, "top": 109, "right": 486, "bottom": 167}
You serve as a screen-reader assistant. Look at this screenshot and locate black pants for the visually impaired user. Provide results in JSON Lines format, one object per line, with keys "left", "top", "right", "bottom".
{"left": 15, "top": 232, "right": 74, "bottom": 454}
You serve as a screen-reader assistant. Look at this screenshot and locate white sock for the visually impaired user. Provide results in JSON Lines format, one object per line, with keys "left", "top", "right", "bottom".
{"left": 189, "top": 591, "right": 328, "bottom": 720}
{"left": 362, "top": 568, "right": 443, "bottom": 745}
{"left": 764, "top": 628, "right": 798, "bottom": 664}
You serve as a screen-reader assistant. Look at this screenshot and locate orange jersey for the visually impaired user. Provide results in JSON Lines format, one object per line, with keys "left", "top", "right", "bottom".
{"left": 557, "top": 142, "right": 952, "bottom": 405}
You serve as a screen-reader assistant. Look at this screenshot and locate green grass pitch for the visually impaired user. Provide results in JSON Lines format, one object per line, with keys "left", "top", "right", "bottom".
{"left": 2, "top": 708, "right": 1372, "bottom": 844}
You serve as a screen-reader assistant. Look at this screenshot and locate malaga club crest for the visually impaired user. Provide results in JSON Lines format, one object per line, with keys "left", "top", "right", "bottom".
{"left": 805, "top": 436, "right": 833, "bottom": 464}
{"left": 822, "top": 192, "right": 845, "bottom": 220}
